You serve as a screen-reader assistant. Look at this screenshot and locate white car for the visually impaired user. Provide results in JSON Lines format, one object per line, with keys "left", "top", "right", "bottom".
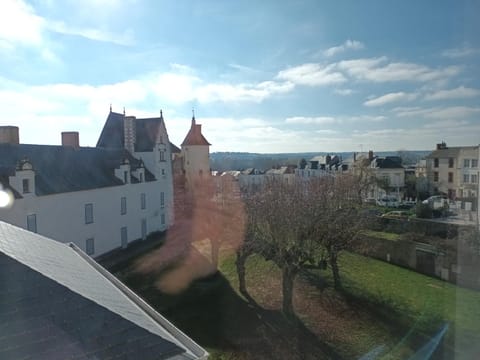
{"left": 376, "top": 196, "right": 400, "bottom": 207}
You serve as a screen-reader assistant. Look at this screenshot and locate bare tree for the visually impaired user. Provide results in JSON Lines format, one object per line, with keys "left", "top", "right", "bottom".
{"left": 242, "top": 178, "right": 319, "bottom": 319}
{"left": 187, "top": 175, "right": 246, "bottom": 269}
{"left": 308, "top": 174, "right": 367, "bottom": 289}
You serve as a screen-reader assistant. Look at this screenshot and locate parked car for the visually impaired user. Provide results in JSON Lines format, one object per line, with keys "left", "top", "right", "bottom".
{"left": 422, "top": 195, "right": 448, "bottom": 209}
{"left": 376, "top": 196, "right": 400, "bottom": 208}
{"left": 399, "top": 200, "right": 416, "bottom": 209}
{"left": 381, "top": 211, "right": 410, "bottom": 219}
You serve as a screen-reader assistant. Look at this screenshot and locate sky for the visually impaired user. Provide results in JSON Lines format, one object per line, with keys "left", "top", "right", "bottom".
{"left": 0, "top": 0, "right": 479, "bottom": 153}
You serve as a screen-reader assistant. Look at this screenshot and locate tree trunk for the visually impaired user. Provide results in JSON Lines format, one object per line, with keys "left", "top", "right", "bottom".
{"left": 282, "top": 265, "right": 297, "bottom": 319}
{"left": 210, "top": 239, "right": 220, "bottom": 269}
{"left": 235, "top": 251, "right": 248, "bottom": 296}
{"left": 329, "top": 251, "right": 341, "bottom": 290}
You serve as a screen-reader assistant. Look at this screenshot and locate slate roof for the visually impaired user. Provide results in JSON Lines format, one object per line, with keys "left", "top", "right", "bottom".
{"left": 426, "top": 146, "right": 476, "bottom": 159}
{"left": 0, "top": 144, "right": 156, "bottom": 196}
{"left": 97, "top": 111, "right": 180, "bottom": 153}
{"left": 181, "top": 118, "right": 211, "bottom": 146}
{"left": 0, "top": 221, "right": 207, "bottom": 360}
{"left": 371, "top": 156, "right": 403, "bottom": 169}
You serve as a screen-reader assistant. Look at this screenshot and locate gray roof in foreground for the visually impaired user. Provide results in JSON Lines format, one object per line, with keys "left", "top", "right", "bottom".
{"left": 0, "top": 221, "right": 201, "bottom": 359}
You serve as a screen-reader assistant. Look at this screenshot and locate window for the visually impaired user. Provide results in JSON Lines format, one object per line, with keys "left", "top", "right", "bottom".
{"left": 433, "top": 172, "right": 439, "bottom": 182}
{"left": 161, "top": 168, "right": 165, "bottom": 175}
{"left": 123, "top": 171, "right": 128, "bottom": 183}
{"left": 86, "top": 238, "right": 94, "bottom": 255}
{"left": 434, "top": 158, "right": 439, "bottom": 168}
{"left": 159, "top": 149, "right": 165, "bottom": 162}
{"left": 160, "top": 192, "right": 165, "bottom": 208}
{"left": 141, "top": 193, "right": 146, "bottom": 209}
{"left": 464, "top": 159, "right": 470, "bottom": 168}
{"left": 464, "top": 174, "right": 469, "bottom": 183}
{"left": 121, "top": 197, "right": 127, "bottom": 215}
{"left": 472, "top": 159, "right": 478, "bottom": 168}
{"left": 141, "top": 219, "right": 147, "bottom": 239}
{"left": 448, "top": 158, "right": 454, "bottom": 168}
{"left": 27, "top": 214, "right": 37, "bottom": 233}
{"left": 448, "top": 189, "right": 456, "bottom": 200}
{"left": 448, "top": 172, "right": 453, "bottom": 183}
{"left": 22, "top": 179, "right": 30, "bottom": 193}
{"left": 161, "top": 213, "right": 165, "bottom": 225}
{"left": 139, "top": 172, "right": 144, "bottom": 182}
{"left": 471, "top": 174, "right": 478, "bottom": 184}
{"left": 121, "top": 227, "right": 128, "bottom": 248}
{"left": 85, "top": 204, "right": 93, "bottom": 224}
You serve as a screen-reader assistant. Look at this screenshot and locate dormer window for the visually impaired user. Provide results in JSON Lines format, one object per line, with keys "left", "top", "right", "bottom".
{"left": 22, "top": 179, "right": 30, "bottom": 193}
{"left": 139, "top": 173, "right": 144, "bottom": 182}
{"left": 124, "top": 171, "right": 128, "bottom": 183}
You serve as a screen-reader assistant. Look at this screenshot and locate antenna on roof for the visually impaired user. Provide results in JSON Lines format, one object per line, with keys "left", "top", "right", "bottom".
{"left": 123, "top": 107, "right": 125, "bottom": 116}
{"left": 160, "top": 109, "right": 163, "bottom": 118}
{"left": 109, "top": 103, "right": 112, "bottom": 112}
{"left": 192, "top": 108, "right": 195, "bottom": 119}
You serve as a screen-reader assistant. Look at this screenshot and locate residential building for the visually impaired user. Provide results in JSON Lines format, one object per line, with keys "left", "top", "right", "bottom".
{"left": 0, "top": 109, "right": 177, "bottom": 257}
{"left": 295, "top": 154, "right": 350, "bottom": 179}
{"left": 368, "top": 154, "right": 405, "bottom": 200}
{"left": 0, "top": 220, "right": 208, "bottom": 359}
{"left": 426, "top": 142, "right": 479, "bottom": 211}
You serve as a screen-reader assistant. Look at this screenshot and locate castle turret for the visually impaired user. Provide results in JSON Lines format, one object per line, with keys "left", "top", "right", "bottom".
{"left": 180, "top": 112, "right": 211, "bottom": 188}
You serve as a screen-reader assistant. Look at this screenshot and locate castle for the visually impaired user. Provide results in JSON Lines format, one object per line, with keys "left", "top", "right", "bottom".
{"left": 0, "top": 108, "right": 210, "bottom": 257}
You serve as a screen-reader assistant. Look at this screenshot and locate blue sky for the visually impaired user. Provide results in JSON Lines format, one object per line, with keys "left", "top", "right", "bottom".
{"left": 0, "top": 0, "right": 479, "bottom": 153}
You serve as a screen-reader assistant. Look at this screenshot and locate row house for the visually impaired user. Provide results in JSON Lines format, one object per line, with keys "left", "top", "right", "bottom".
{"left": 426, "top": 142, "right": 479, "bottom": 211}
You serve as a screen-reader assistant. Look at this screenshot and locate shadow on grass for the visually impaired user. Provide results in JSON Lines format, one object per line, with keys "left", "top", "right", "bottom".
{"left": 120, "top": 248, "right": 342, "bottom": 360}
{"left": 299, "top": 268, "right": 454, "bottom": 360}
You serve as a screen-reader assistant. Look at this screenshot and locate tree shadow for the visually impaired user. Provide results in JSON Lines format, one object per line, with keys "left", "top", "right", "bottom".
{"left": 120, "top": 247, "right": 343, "bottom": 359}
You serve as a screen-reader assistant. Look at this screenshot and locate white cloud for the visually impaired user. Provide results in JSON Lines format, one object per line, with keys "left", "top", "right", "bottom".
{"left": 334, "top": 88, "right": 355, "bottom": 96}
{"left": 393, "top": 105, "right": 480, "bottom": 120}
{"left": 442, "top": 46, "right": 480, "bottom": 58}
{"left": 424, "top": 106, "right": 480, "bottom": 120}
{"left": 423, "top": 119, "right": 469, "bottom": 129}
{"left": 286, "top": 116, "right": 336, "bottom": 125}
{"left": 48, "top": 21, "right": 134, "bottom": 45}
{"left": 323, "top": 39, "right": 364, "bottom": 57}
{"left": 364, "top": 92, "right": 418, "bottom": 107}
{"left": 196, "top": 80, "right": 294, "bottom": 103}
{"left": 338, "top": 57, "right": 461, "bottom": 83}
{"left": 277, "top": 63, "right": 346, "bottom": 86}
{"left": 285, "top": 115, "right": 385, "bottom": 125}
{"left": 424, "top": 86, "right": 480, "bottom": 101}
{"left": 0, "top": 0, "right": 45, "bottom": 47}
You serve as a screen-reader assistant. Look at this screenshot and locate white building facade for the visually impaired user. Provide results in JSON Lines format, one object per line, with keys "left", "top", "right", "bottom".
{"left": 0, "top": 110, "right": 177, "bottom": 257}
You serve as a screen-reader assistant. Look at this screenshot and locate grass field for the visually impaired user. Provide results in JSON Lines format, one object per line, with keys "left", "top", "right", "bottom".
{"left": 116, "top": 241, "right": 480, "bottom": 359}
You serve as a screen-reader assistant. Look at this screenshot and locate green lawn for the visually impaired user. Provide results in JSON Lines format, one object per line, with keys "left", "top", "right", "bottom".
{"left": 361, "top": 229, "right": 401, "bottom": 241}
{"left": 116, "top": 244, "right": 480, "bottom": 359}
{"left": 335, "top": 252, "right": 480, "bottom": 358}
{"left": 217, "top": 250, "right": 480, "bottom": 359}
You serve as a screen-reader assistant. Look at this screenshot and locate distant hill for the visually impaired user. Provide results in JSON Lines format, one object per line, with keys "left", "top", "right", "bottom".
{"left": 210, "top": 150, "right": 431, "bottom": 172}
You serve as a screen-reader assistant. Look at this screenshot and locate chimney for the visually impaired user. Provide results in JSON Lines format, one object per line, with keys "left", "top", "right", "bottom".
{"left": 0, "top": 126, "right": 19, "bottom": 144}
{"left": 326, "top": 154, "right": 332, "bottom": 165}
{"left": 61, "top": 132, "right": 80, "bottom": 149}
{"left": 123, "top": 115, "right": 136, "bottom": 154}
{"left": 436, "top": 141, "right": 447, "bottom": 150}
{"left": 368, "top": 150, "right": 374, "bottom": 161}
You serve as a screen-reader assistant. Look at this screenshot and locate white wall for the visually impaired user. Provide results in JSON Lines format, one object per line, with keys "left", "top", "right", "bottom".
{"left": 0, "top": 179, "right": 171, "bottom": 257}
{"left": 182, "top": 144, "right": 210, "bottom": 186}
